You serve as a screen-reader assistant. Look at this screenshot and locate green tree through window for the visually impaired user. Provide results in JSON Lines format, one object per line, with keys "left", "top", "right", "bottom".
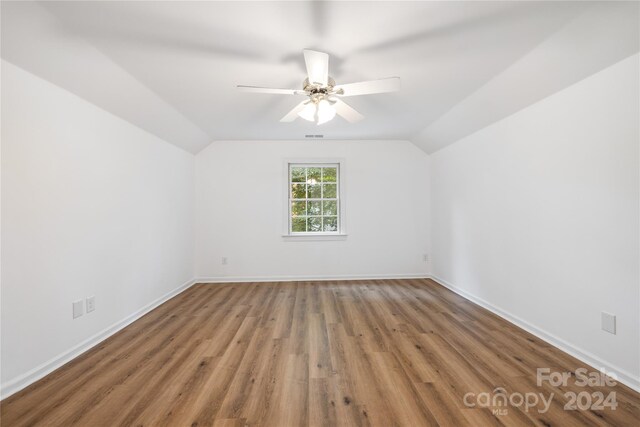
{"left": 289, "top": 164, "right": 339, "bottom": 233}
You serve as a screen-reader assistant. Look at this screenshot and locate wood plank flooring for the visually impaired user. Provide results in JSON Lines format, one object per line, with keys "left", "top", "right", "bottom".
{"left": 2, "top": 279, "right": 639, "bottom": 426}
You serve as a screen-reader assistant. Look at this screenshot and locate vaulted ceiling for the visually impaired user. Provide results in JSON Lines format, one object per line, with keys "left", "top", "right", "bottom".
{"left": 2, "top": 1, "right": 638, "bottom": 154}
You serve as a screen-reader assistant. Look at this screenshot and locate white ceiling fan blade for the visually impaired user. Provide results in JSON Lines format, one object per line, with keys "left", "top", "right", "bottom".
{"left": 334, "top": 77, "right": 400, "bottom": 97}
{"left": 280, "top": 101, "right": 308, "bottom": 122}
{"left": 303, "top": 49, "right": 329, "bottom": 86}
{"left": 237, "top": 85, "right": 304, "bottom": 95}
{"left": 333, "top": 99, "right": 364, "bottom": 123}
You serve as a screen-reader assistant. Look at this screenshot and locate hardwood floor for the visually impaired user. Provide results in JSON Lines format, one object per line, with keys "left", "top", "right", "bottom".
{"left": 2, "top": 279, "right": 639, "bottom": 426}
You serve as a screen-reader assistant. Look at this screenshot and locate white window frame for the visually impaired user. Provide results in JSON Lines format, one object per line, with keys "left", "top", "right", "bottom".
{"left": 282, "top": 158, "right": 347, "bottom": 241}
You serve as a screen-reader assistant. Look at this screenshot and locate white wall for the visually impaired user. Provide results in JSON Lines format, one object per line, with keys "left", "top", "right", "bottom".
{"left": 430, "top": 54, "right": 639, "bottom": 387}
{"left": 1, "top": 61, "right": 195, "bottom": 395}
{"left": 195, "top": 140, "right": 430, "bottom": 280}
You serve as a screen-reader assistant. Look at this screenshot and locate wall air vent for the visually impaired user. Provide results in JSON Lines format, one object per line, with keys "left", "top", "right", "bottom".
{"left": 305, "top": 134, "right": 324, "bottom": 139}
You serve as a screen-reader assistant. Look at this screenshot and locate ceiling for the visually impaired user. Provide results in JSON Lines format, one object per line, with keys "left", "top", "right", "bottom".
{"left": 2, "top": 1, "right": 638, "bottom": 154}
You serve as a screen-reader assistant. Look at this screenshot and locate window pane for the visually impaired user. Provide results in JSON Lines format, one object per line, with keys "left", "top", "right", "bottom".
{"left": 291, "top": 201, "right": 306, "bottom": 216}
{"left": 292, "top": 217, "right": 306, "bottom": 232}
{"left": 308, "top": 201, "right": 321, "bottom": 215}
{"left": 291, "top": 183, "right": 306, "bottom": 199}
{"left": 323, "top": 183, "right": 337, "bottom": 198}
{"left": 291, "top": 167, "right": 306, "bottom": 183}
{"left": 322, "top": 167, "right": 337, "bottom": 182}
{"left": 308, "top": 184, "right": 321, "bottom": 198}
{"left": 307, "top": 167, "right": 321, "bottom": 184}
{"left": 323, "top": 216, "right": 338, "bottom": 232}
{"left": 308, "top": 217, "right": 322, "bottom": 232}
{"left": 322, "top": 200, "right": 337, "bottom": 216}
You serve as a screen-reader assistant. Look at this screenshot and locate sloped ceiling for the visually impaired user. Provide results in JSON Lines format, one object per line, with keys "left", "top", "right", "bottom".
{"left": 2, "top": 1, "right": 638, "bottom": 154}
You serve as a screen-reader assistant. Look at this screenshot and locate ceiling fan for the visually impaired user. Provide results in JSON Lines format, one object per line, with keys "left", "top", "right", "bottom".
{"left": 237, "top": 49, "right": 400, "bottom": 125}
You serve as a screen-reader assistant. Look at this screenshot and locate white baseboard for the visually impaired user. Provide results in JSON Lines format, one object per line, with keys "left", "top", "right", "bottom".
{"left": 0, "top": 278, "right": 197, "bottom": 400}
{"left": 195, "top": 273, "right": 430, "bottom": 283}
{"left": 430, "top": 275, "right": 640, "bottom": 393}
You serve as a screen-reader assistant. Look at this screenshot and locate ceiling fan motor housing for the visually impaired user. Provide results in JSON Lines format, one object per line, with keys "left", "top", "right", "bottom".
{"left": 304, "top": 77, "right": 336, "bottom": 93}
{"left": 303, "top": 77, "right": 341, "bottom": 104}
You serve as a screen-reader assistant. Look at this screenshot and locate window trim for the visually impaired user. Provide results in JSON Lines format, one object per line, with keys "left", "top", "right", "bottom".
{"left": 282, "top": 158, "right": 347, "bottom": 240}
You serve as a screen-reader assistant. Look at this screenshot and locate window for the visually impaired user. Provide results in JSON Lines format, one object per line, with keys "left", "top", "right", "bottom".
{"left": 288, "top": 163, "right": 341, "bottom": 234}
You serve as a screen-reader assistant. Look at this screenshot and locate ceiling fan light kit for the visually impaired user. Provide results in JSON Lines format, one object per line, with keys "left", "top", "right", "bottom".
{"left": 237, "top": 49, "right": 400, "bottom": 125}
{"left": 297, "top": 78, "right": 339, "bottom": 125}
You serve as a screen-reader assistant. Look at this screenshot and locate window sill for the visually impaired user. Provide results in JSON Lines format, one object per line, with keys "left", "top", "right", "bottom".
{"left": 282, "top": 233, "right": 348, "bottom": 242}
